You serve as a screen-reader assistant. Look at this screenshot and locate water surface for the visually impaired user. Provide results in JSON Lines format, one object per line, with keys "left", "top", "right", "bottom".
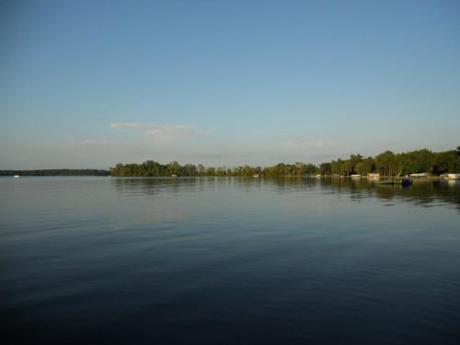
{"left": 1, "top": 177, "right": 459, "bottom": 344}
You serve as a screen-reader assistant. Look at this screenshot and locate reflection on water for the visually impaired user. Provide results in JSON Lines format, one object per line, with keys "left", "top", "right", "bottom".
{"left": 112, "top": 177, "right": 460, "bottom": 211}
{"left": 1, "top": 177, "right": 460, "bottom": 345}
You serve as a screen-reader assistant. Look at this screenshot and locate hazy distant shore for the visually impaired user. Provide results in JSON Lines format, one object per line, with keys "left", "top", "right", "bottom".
{"left": 3, "top": 147, "right": 459, "bottom": 178}
{"left": 110, "top": 147, "right": 460, "bottom": 178}
{"left": 0, "top": 169, "right": 110, "bottom": 176}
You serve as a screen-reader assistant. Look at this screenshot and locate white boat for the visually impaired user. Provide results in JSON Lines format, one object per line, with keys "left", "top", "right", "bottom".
{"left": 367, "top": 173, "right": 380, "bottom": 180}
{"left": 351, "top": 174, "right": 361, "bottom": 179}
{"left": 13, "top": 175, "right": 20, "bottom": 178}
{"left": 410, "top": 172, "right": 429, "bottom": 177}
{"left": 447, "top": 173, "right": 460, "bottom": 180}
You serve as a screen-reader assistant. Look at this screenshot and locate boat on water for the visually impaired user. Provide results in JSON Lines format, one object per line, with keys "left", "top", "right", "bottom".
{"left": 447, "top": 173, "right": 460, "bottom": 180}
{"left": 410, "top": 172, "right": 429, "bottom": 178}
{"left": 402, "top": 178, "right": 412, "bottom": 187}
{"left": 379, "top": 177, "right": 412, "bottom": 186}
{"left": 350, "top": 174, "right": 361, "bottom": 179}
{"left": 367, "top": 173, "right": 380, "bottom": 180}
{"left": 440, "top": 173, "right": 460, "bottom": 181}
{"left": 13, "top": 175, "right": 20, "bottom": 178}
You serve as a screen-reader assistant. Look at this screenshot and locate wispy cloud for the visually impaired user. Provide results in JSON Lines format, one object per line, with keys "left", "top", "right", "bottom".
{"left": 282, "top": 138, "right": 334, "bottom": 150}
{"left": 68, "top": 138, "right": 116, "bottom": 146}
{"left": 110, "top": 123, "right": 209, "bottom": 143}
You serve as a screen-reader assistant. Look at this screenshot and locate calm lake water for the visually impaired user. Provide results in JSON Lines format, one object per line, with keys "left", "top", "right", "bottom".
{"left": 1, "top": 177, "right": 459, "bottom": 344}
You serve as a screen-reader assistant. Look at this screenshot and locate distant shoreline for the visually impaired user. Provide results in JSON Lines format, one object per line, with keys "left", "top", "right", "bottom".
{"left": 110, "top": 148, "right": 460, "bottom": 178}
{"left": 3, "top": 147, "right": 459, "bottom": 177}
{"left": 0, "top": 169, "right": 110, "bottom": 177}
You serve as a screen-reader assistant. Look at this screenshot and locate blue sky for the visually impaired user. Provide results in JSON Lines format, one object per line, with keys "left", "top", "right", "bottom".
{"left": 1, "top": 0, "right": 459, "bottom": 168}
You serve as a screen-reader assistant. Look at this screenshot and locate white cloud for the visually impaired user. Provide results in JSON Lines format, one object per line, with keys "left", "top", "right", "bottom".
{"left": 110, "top": 123, "right": 209, "bottom": 143}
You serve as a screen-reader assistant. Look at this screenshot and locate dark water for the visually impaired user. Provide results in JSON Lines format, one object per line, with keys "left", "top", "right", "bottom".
{"left": 1, "top": 177, "right": 460, "bottom": 345}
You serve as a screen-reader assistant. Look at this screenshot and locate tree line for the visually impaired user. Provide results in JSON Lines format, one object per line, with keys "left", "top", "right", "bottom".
{"left": 110, "top": 147, "right": 460, "bottom": 177}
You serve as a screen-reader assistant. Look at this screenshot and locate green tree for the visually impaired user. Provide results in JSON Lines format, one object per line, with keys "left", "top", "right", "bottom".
{"left": 167, "top": 161, "right": 181, "bottom": 176}
{"left": 375, "top": 151, "right": 397, "bottom": 177}
{"left": 319, "top": 163, "right": 331, "bottom": 175}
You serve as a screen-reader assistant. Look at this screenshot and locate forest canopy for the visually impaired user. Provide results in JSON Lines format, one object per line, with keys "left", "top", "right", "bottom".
{"left": 110, "top": 147, "right": 460, "bottom": 177}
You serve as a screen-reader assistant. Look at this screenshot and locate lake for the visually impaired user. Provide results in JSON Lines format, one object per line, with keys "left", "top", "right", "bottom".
{"left": 1, "top": 177, "right": 459, "bottom": 344}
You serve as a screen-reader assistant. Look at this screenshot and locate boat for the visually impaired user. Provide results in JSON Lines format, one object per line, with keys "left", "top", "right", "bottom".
{"left": 13, "top": 175, "right": 20, "bottom": 178}
{"left": 441, "top": 173, "right": 460, "bottom": 181}
{"left": 402, "top": 178, "right": 412, "bottom": 187}
{"left": 350, "top": 174, "right": 361, "bottom": 179}
{"left": 447, "top": 173, "right": 460, "bottom": 180}
{"left": 367, "top": 173, "right": 380, "bottom": 180}
{"left": 410, "top": 172, "right": 429, "bottom": 177}
{"left": 379, "top": 177, "right": 412, "bottom": 186}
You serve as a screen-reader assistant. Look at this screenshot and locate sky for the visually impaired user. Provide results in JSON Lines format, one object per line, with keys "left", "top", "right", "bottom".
{"left": 1, "top": 0, "right": 459, "bottom": 169}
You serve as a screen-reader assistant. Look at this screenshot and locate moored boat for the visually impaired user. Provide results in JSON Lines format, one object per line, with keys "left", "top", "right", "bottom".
{"left": 447, "top": 173, "right": 460, "bottom": 180}
{"left": 402, "top": 178, "right": 412, "bottom": 187}
{"left": 367, "top": 173, "right": 380, "bottom": 180}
